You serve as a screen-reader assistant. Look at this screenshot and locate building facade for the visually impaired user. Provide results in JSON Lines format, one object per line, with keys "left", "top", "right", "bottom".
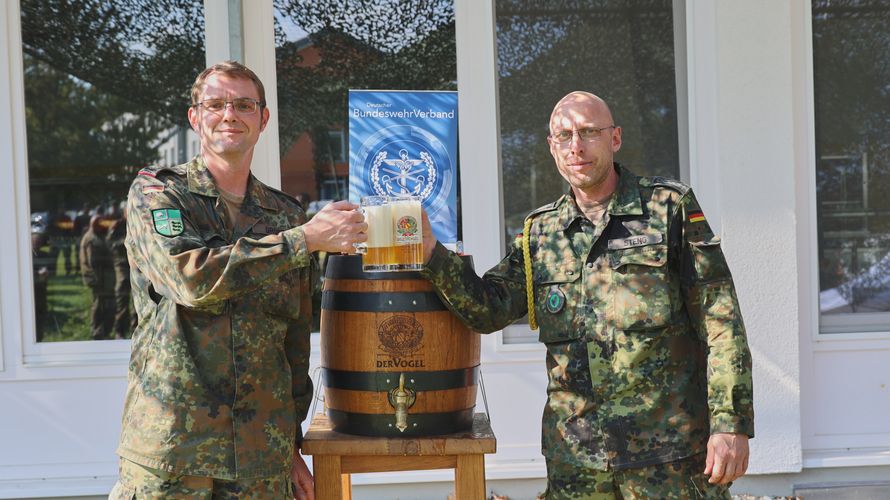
{"left": 1, "top": 0, "right": 889, "bottom": 498}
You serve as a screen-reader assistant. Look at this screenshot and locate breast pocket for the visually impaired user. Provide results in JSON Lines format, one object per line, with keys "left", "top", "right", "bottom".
{"left": 261, "top": 268, "right": 302, "bottom": 320}
{"left": 534, "top": 269, "right": 582, "bottom": 344}
{"left": 609, "top": 244, "right": 673, "bottom": 330}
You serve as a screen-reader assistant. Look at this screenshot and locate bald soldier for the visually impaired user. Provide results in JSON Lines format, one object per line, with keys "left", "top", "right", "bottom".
{"left": 419, "top": 92, "right": 753, "bottom": 498}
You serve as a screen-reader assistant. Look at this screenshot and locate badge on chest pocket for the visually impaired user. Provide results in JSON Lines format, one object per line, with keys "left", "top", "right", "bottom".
{"left": 546, "top": 285, "right": 566, "bottom": 314}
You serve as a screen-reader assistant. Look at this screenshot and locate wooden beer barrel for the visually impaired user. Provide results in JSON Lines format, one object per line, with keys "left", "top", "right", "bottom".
{"left": 321, "top": 254, "right": 480, "bottom": 437}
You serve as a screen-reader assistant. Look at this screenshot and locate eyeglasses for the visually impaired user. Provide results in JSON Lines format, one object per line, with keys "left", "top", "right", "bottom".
{"left": 194, "top": 98, "right": 263, "bottom": 114}
{"left": 549, "top": 125, "right": 616, "bottom": 144}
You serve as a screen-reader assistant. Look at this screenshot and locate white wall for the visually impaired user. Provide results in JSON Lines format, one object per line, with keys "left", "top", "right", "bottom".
{"left": 690, "top": 0, "right": 804, "bottom": 474}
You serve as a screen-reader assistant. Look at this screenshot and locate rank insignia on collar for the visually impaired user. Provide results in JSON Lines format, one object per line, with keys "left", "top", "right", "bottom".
{"left": 546, "top": 285, "right": 566, "bottom": 314}
{"left": 152, "top": 208, "right": 184, "bottom": 237}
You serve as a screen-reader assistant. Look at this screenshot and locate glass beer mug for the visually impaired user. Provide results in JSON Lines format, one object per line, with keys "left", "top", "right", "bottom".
{"left": 357, "top": 195, "right": 423, "bottom": 272}
{"left": 389, "top": 195, "right": 423, "bottom": 271}
{"left": 357, "top": 195, "right": 395, "bottom": 272}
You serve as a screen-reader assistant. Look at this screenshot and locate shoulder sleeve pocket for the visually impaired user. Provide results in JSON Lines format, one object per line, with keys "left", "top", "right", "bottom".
{"left": 689, "top": 238, "right": 730, "bottom": 282}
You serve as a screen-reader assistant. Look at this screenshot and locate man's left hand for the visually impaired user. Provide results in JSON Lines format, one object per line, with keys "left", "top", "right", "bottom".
{"left": 704, "top": 432, "right": 749, "bottom": 484}
{"left": 291, "top": 451, "right": 314, "bottom": 500}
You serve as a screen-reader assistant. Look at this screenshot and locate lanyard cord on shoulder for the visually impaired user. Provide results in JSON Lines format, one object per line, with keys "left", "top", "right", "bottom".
{"left": 522, "top": 217, "right": 537, "bottom": 330}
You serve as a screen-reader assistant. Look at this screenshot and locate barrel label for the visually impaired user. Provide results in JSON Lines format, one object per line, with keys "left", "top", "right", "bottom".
{"left": 376, "top": 357, "right": 426, "bottom": 368}
{"left": 377, "top": 316, "right": 425, "bottom": 369}
{"left": 377, "top": 315, "right": 424, "bottom": 356}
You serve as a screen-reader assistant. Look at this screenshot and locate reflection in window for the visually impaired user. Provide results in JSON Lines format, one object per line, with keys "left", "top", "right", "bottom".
{"left": 813, "top": 1, "right": 890, "bottom": 329}
{"left": 496, "top": 0, "right": 680, "bottom": 247}
{"left": 274, "top": 0, "right": 457, "bottom": 204}
{"left": 21, "top": 0, "right": 205, "bottom": 342}
{"left": 273, "top": 0, "right": 457, "bottom": 329}
{"left": 495, "top": 1, "right": 679, "bottom": 339}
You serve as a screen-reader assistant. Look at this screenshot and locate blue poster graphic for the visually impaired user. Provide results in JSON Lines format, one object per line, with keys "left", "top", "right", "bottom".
{"left": 348, "top": 90, "right": 458, "bottom": 243}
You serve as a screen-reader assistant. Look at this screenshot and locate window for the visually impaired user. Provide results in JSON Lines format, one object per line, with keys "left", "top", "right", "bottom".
{"left": 273, "top": 0, "right": 457, "bottom": 209}
{"left": 21, "top": 0, "right": 205, "bottom": 342}
{"left": 812, "top": 0, "right": 890, "bottom": 333}
{"left": 495, "top": 0, "right": 681, "bottom": 341}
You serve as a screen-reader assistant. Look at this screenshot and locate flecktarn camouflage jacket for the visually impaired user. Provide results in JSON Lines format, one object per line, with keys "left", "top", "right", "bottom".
{"left": 117, "top": 156, "right": 315, "bottom": 479}
{"left": 423, "top": 164, "right": 753, "bottom": 470}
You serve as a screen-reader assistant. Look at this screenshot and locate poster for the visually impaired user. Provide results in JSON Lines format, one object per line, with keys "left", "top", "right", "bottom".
{"left": 348, "top": 89, "right": 459, "bottom": 244}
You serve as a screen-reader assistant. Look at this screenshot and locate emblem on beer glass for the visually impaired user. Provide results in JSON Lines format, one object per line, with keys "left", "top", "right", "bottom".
{"left": 389, "top": 195, "right": 423, "bottom": 271}
{"left": 358, "top": 195, "right": 394, "bottom": 272}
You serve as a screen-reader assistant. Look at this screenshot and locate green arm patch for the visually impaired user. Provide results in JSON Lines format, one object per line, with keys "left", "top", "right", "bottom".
{"left": 152, "top": 208, "right": 184, "bottom": 237}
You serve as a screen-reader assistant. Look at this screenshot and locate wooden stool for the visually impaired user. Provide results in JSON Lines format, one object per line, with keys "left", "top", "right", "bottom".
{"left": 301, "top": 413, "right": 497, "bottom": 499}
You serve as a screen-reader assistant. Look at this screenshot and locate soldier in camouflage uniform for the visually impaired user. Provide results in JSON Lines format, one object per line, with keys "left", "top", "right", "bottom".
{"left": 107, "top": 204, "right": 134, "bottom": 339}
{"left": 80, "top": 214, "right": 115, "bottom": 340}
{"left": 420, "top": 92, "right": 753, "bottom": 499}
{"left": 111, "top": 61, "right": 367, "bottom": 499}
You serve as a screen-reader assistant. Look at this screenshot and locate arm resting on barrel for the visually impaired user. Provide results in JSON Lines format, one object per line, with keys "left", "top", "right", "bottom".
{"left": 421, "top": 240, "right": 528, "bottom": 334}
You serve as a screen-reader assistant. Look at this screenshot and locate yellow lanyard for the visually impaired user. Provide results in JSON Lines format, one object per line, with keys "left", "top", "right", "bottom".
{"left": 522, "top": 217, "right": 537, "bottom": 330}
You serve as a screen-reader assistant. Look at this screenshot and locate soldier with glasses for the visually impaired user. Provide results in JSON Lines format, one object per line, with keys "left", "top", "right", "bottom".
{"left": 112, "top": 61, "right": 367, "bottom": 499}
{"left": 419, "top": 91, "right": 754, "bottom": 499}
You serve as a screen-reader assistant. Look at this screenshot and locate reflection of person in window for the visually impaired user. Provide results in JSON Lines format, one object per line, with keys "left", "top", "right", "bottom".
{"left": 31, "top": 232, "right": 52, "bottom": 342}
{"left": 107, "top": 202, "right": 134, "bottom": 339}
{"left": 79, "top": 214, "right": 115, "bottom": 340}
{"left": 111, "top": 61, "right": 367, "bottom": 500}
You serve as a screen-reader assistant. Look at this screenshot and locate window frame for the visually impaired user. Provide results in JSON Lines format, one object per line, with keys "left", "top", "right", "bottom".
{"left": 803, "top": 0, "right": 890, "bottom": 341}
{"left": 0, "top": 0, "right": 230, "bottom": 372}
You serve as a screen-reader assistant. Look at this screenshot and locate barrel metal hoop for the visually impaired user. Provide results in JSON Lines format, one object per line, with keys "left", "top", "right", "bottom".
{"left": 326, "top": 408, "right": 475, "bottom": 436}
{"left": 323, "top": 366, "right": 479, "bottom": 392}
{"left": 324, "top": 254, "right": 475, "bottom": 279}
{"left": 321, "top": 290, "right": 445, "bottom": 312}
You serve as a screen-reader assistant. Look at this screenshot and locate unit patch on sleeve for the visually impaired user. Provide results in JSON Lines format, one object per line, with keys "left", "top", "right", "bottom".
{"left": 152, "top": 209, "right": 184, "bottom": 237}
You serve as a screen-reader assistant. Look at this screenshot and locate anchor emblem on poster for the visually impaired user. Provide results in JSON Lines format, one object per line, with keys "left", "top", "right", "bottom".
{"left": 371, "top": 148, "right": 436, "bottom": 200}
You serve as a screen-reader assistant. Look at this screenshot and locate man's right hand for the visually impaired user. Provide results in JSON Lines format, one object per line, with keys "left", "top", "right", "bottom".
{"left": 420, "top": 208, "right": 437, "bottom": 264}
{"left": 301, "top": 200, "right": 367, "bottom": 254}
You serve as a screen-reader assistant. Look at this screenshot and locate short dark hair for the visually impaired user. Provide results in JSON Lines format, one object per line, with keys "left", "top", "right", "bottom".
{"left": 191, "top": 60, "right": 266, "bottom": 107}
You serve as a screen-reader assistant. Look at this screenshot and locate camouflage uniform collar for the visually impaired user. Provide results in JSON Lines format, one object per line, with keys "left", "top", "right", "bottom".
{"left": 559, "top": 163, "right": 642, "bottom": 230}
{"left": 187, "top": 156, "right": 277, "bottom": 214}
{"left": 187, "top": 156, "right": 220, "bottom": 198}
{"left": 609, "top": 163, "right": 644, "bottom": 217}
{"left": 558, "top": 193, "right": 586, "bottom": 231}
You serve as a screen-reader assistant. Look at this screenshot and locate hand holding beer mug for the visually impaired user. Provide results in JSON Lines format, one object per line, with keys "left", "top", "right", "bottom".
{"left": 357, "top": 195, "right": 423, "bottom": 272}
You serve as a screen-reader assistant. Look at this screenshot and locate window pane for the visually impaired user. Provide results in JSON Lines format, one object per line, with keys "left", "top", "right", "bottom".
{"left": 274, "top": 1, "right": 456, "bottom": 206}
{"left": 21, "top": 0, "right": 205, "bottom": 342}
{"left": 813, "top": 1, "right": 890, "bottom": 331}
{"left": 496, "top": 0, "right": 680, "bottom": 246}
{"left": 495, "top": 0, "right": 679, "bottom": 339}
{"left": 273, "top": 0, "right": 457, "bottom": 329}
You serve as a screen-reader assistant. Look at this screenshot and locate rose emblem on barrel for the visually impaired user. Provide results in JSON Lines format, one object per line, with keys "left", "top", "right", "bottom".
{"left": 377, "top": 315, "right": 424, "bottom": 356}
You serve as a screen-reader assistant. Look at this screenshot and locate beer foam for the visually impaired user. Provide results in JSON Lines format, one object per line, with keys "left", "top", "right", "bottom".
{"left": 364, "top": 204, "right": 394, "bottom": 247}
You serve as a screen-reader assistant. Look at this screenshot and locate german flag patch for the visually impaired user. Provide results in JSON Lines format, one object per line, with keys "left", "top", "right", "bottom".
{"left": 142, "top": 185, "right": 165, "bottom": 195}
{"left": 688, "top": 210, "right": 706, "bottom": 223}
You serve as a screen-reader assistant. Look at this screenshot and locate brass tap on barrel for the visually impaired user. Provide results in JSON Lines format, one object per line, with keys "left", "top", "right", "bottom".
{"left": 390, "top": 373, "right": 416, "bottom": 432}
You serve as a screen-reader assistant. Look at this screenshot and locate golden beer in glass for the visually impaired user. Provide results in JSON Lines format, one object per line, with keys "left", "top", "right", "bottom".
{"left": 389, "top": 195, "right": 423, "bottom": 271}
{"left": 358, "top": 196, "right": 395, "bottom": 272}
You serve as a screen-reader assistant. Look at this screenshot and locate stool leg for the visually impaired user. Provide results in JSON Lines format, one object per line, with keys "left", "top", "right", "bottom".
{"left": 314, "top": 456, "right": 343, "bottom": 499}
{"left": 455, "top": 454, "right": 485, "bottom": 500}
{"left": 341, "top": 473, "right": 352, "bottom": 500}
